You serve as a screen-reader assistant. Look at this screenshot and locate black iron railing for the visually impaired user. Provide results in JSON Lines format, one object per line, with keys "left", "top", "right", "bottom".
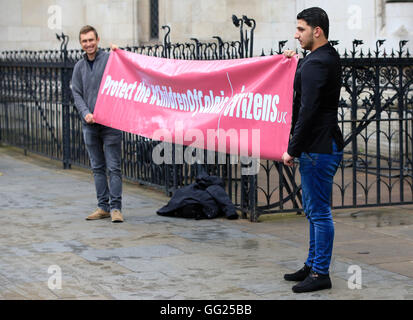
{"left": 1, "top": 17, "right": 412, "bottom": 221}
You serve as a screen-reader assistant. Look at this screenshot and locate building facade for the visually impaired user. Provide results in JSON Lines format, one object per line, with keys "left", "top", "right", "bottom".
{"left": 0, "top": 0, "right": 412, "bottom": 54}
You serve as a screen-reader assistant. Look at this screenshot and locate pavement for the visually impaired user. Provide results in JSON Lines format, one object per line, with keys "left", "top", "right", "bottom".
{"left": 1, "top": 144, "right": 413, "bottom": 300}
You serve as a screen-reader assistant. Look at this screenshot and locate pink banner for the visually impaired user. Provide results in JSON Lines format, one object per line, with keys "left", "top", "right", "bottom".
{"left": 93, "top": 49, "right": 297, "bottom": 161}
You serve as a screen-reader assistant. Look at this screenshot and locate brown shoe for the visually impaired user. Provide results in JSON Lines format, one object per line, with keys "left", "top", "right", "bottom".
{"left": 86, "top": 208, "right": 110, "bottom": 220}
{"left": 111, "top": 209, "right": 124, "bottom": 223}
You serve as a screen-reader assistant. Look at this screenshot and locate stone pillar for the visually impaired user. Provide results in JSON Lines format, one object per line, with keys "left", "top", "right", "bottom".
{"left": 384, "top": 0, "right": 413, "bottom": 51}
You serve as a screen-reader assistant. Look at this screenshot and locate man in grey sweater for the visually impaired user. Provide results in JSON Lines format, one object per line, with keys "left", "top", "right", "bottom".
{"left": 71, "top": 25, "right": 124, "bottom": 223}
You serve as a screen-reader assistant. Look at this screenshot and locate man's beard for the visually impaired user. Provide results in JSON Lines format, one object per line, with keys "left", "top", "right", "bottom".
{"left": 302, "top": 37, "right": 314, "bottom": 51}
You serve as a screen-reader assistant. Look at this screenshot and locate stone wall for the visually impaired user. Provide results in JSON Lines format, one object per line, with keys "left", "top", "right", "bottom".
{"left": 149, "top": 0, "right": 412, "bottom": 56}
{"left": 0, "top": 0, "right": 411, "bottom": 55}
{"left": 0, "top": 0, "right": 138, "bottom": 51}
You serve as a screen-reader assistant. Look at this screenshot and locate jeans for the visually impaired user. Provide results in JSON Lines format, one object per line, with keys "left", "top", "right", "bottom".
{"left": 82, "top": 124, "right": 122, "bottom": 212}
{"left": 299, "top": 141, "right": 343, "bottom": 275}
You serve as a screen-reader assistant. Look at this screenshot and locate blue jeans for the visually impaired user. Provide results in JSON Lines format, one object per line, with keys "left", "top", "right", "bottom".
{"left": 299, "top": 141, "right": 343, "bottom": 275}
{"left": 82, "top": 124, "right": 122, "bottom": 212}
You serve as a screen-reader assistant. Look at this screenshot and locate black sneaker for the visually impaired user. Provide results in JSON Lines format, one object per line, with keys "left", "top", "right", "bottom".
{"left": 283, "top": 264, "right": 311, "bottom": 282}
{"left": 292, "top": 270, "right": 332, "bottom": 293}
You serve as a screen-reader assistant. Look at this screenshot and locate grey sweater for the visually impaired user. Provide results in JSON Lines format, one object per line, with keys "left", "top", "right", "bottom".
{"left": 71, "top": 49, "right": 109, "bottom": 123}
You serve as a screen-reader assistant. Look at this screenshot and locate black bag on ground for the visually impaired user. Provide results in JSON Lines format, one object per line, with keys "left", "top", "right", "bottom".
{"left": 157, "top": 172, "right": 238, "bottom": 220}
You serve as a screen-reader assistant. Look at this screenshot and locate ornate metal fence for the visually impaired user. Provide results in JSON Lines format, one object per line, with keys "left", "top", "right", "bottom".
{"left": 0, "top": 18, "right": 412, "bottom": 221}
{"left": 253, "top": 40, "right": 413, "bottom": 221}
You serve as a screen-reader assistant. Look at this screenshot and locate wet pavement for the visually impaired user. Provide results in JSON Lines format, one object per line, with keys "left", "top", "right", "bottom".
{"left": 1, "top": 144, "right": 413, "bottom": 300}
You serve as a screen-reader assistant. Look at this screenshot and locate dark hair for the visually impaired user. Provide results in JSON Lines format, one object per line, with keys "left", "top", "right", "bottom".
{"left": 79, "top": 25, "right": 98, "bottom": 41}
{"left": 297, "top": 7, "right": 329, "bottom": 39}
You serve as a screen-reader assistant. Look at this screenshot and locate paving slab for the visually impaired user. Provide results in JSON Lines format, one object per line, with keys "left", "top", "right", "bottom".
{"left": 1, "top": 145, "right": 413, "bottom": 300}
